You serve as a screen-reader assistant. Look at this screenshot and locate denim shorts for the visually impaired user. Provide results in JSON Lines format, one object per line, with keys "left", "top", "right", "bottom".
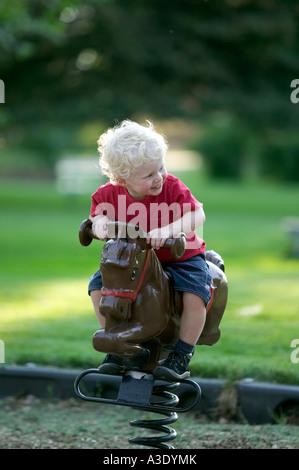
{"left": 88, "top": 254, "right": 212, "bottom": 307}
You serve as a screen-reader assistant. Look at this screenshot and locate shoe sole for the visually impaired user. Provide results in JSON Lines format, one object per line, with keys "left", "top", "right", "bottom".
{"left": 98, "top": 363, "right": 125, "bottom": 375}
{"left": 99, "top": 350, "right": 150, "bottom": 375}
{"left": 153, "top": 366, "right": 190, "bottom": 381}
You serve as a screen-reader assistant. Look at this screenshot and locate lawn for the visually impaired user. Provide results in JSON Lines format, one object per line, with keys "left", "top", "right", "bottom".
{"left": 1, "top": 174, "right": 299, "bottom": 384}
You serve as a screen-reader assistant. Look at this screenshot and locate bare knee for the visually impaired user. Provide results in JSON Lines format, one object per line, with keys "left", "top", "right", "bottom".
{"left": 183, "top": 292, "right": 205, "bottom": 311}
{"left": 90, "top": 289, "right": 106, "bottom": 327}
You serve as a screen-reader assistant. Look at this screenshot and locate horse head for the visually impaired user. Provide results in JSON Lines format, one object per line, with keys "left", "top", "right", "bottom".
{"left": 99, "top": 222, "right": 150, "bottom": 327}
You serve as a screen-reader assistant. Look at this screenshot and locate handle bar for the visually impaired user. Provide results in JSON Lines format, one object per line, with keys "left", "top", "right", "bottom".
{"left": 79, "top": 219, "right": 186, "bottom": 260}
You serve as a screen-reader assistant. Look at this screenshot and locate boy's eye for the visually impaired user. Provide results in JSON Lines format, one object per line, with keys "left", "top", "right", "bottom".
{"left": 143, "top": 165, "right": 164, "bottom": 179}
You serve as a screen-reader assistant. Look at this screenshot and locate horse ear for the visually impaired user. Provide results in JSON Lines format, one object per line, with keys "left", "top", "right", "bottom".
{"left": 108, "top": 221, "right": 141, "bottom": 239}
{"left": 126, "top": 224, "right": 146, "bottom": 238}
{"left": 128, "top": 225, "right": 149, "bottom": 250}
{"left": 138, "top": 236, "right": 149, "bottom": 250}
{"left": 107, "top": 222, "right": 149, "bottom": 248}
{"left": 120, "top": 223, "right": 148, "bottom": 249}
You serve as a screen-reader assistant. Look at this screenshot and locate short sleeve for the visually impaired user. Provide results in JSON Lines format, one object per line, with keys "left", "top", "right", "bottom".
{"left": 170, "top": 177, "right": 202, "bottom": 216}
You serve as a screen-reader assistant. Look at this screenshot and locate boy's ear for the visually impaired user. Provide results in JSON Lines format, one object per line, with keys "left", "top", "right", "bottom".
{"left": 115, "top": 177, "right": 127, "bottom": 187}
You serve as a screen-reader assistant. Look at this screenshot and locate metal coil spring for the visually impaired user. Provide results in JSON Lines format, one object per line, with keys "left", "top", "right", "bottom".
{"left": 128, "top": 381, "right": 179, "bottom": 449}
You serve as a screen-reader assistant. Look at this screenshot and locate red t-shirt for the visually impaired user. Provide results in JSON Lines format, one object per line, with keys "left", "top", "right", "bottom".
{"left": 90, "top": 174, "right": 205, "bottom": 262}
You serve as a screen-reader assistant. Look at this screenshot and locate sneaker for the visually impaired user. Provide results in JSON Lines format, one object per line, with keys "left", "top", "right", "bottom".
{"left": 98, "top": 354, "right": 126, "bottom": 375}
{"left": 153, "top": 349, "right": 192, "bottom": 381}
{"left": 98, "top": 349, "right": 150, "bottom": 375}
{"left": 123, "top": 348, "right": 150, "bottom": 371}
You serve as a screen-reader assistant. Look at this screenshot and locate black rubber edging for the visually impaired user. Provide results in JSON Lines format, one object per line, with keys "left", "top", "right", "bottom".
{"left": 1, "top": 366, "right": 299, "bottom": 424}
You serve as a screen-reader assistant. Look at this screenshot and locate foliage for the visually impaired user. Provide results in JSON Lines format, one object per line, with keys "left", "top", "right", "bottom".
{"left": 190, "top": 114, "right": 299, "bottom": 182}
{"left": 190, "top": 114, "right": 255, "bottom": 179}
{"left": 1, "top": 1, "right": 299, "bottom": 180}
{"left": 259, "top": 130, "right": 299, "bottom": 182}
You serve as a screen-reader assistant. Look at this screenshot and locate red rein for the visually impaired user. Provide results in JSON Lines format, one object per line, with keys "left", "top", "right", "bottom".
{"left": 100, "top": 250, "right": 151, "bottom": 302}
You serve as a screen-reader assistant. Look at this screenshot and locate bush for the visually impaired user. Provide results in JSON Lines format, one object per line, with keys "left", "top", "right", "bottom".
{"left": 190, "top": 115, "right": 252, "bottom": 179}
{"left": 259, "top": 131, "right": 299, "bottom": 182}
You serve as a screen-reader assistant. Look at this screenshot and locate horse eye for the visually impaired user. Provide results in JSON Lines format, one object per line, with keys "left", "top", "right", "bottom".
{"left": 131, "top": 269, "right": 137, "bottom": 280}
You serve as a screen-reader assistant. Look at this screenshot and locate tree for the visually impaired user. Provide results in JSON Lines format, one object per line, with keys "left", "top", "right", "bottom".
{"left": 1, "top": 0, "right": 299, "bottom": 173}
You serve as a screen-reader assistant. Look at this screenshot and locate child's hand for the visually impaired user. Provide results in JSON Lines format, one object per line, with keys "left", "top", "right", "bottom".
{"left": 146, "top": 226, "right": 170, "bottom": 250}
{"left": 92, "top": 215, "right": 109, "bottom": 240}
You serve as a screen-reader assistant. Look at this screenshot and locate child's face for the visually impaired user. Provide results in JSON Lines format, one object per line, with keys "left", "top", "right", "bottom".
{"left": 123, "top": 159, "right": 167, "bottom": 199}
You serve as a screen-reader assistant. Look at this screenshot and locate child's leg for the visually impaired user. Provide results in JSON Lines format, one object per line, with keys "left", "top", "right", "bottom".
{"left": 90, "top": 289, "right": 106, "bottom": 328}
{"left": 179, "top": 292, "right": 206, "bottom": 346}
{"left": 154, "top": 292, "right": 206, "bottom": 380}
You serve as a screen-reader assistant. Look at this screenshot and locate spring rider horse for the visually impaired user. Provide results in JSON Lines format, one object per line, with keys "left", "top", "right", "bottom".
{"left": 74, "top": 219, "right": 228, "bottom": 448}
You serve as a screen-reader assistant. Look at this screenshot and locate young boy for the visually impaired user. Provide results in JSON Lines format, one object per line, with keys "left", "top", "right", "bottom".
{"left": 88, "top": 120, "right": 212, "bottom": 380}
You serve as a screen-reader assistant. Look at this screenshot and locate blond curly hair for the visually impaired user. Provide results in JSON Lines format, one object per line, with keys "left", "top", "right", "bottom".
{"left": 97, "top": 120, "right": 168, "bottom": 184}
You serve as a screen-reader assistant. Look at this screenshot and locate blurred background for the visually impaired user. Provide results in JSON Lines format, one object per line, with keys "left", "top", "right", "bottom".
{"left": 1, "top": 0, "right": 299, "bottom": 181}
{"left": 1, "top": 0, "right": 299, "bottom": 383}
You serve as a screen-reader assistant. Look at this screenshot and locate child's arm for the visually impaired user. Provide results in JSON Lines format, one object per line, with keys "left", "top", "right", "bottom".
{"left": 171, "top": 206, "right": 205, "bottom": 237}
{"left": 91, "top": 214, "right": 110, "bottom": 240}
{"left": 147, "top": 206, "right": 205, "bottom": 250}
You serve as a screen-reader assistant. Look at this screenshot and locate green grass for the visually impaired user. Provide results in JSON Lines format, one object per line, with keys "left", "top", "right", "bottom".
{"left": 1, "top": 174, "right": 299, "bottom": 384}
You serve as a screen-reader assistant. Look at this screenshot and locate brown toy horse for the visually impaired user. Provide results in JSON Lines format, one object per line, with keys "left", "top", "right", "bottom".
{"left": 80, "top": 219, "right": 228, "bottom": 372}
